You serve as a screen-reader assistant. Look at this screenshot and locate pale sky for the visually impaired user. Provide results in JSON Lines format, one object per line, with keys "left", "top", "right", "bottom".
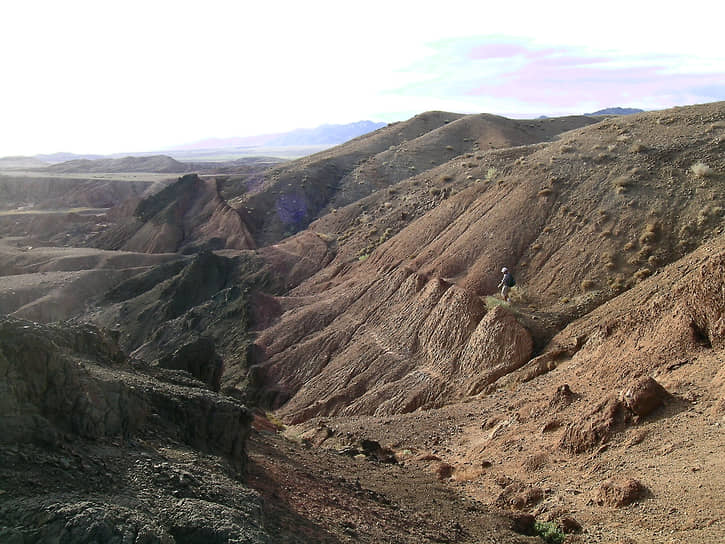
{"left": 2, "top": 0, "right": 724, "bottom": 156}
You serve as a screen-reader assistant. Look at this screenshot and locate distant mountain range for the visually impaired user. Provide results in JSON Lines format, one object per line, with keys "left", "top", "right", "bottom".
{"left": 171, "top": 121, "right": 387, "bottom": 150}
{"left": 0, "top": 121, "right": 388, "bottom": 166}
{"left": 585, "top": 107, "right": 645, "bottom": 116}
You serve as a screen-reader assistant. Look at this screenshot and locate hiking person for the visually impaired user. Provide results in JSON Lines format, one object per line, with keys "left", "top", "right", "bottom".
{"left": 497, "top": 267, "right": 514, "bottom": 302}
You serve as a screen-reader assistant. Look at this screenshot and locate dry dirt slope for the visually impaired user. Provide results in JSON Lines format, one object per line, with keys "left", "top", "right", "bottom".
{"left": 232, "top": 111, "right": 600, "bottom": 246}
{"left": 2, "top": 103, "right": 724, "bottom": 542}
{"left": 250, "top": 102, "right": 725, "bottom": 424}
{"left": 285, "top": 230, "right": 725, "bottom": 543}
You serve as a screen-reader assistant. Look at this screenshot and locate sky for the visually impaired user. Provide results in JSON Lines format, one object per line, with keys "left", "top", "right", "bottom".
{"left": 2, "top": 0, "right": 724, "bottom": 156}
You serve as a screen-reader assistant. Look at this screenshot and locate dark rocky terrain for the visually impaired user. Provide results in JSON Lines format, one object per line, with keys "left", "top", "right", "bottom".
{"left": 2, "top": 102, "right": 725, "bottom": 543}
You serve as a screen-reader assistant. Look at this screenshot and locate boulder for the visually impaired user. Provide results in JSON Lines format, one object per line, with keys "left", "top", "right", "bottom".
{"left": 622, "top": 376, "right": 668, "bottom": 417}
{"left": 595, "top": 478, "right": 647, "bottom": 507}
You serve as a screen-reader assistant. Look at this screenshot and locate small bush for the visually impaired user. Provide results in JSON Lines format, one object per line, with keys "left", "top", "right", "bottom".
{"left": 634, "top": 268, "right": 651, "bottom": 281}
{"left": 609, "top": 275, "right": 627, "bottom": 292}
{"left": 485, "top": 167, "right": 498, "bottom": 182}
{"left": 538, "top": 187, "right": 552, "bottom": 197}
{"left": 581, "top": 279, "right": 595, "bottom": 291}
{"left": 445, "top": 145, "right": 455, "bottom": 151}
{"left": 629, "top": 142, "right": 647, "bottom": 153}
{"left": 639, "top": 222, "right": 659, "bottom": 245}
{"left": 534, "top": 521, "right": 566, "bottom": 544}
{"left": 613, "top": 176, "right": 631, "bottom": 189}
{"left": 691, "top": 162, "right": 713, "bottom": 178}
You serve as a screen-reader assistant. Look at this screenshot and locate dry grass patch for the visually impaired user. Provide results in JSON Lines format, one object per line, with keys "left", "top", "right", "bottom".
{"left": 522, "top": 452, "right": 549, "bottom": 472}
{"left": 538, "top": 187, "right": 553, "bottom": 197}
{"left": 639, "top": 222, "right": 659, "bottom": 245}
{"left": 633, "top": 268, "right": 651, "bottom": 281}
{"left": 608, "top": 275, "right": 627, "bottom": 292}
{"left": 690, "top": 161, "right": 713, "bottom": 178}
{"left": 581, "top": 279, "right": 596, "bottom": 291}
{"left": 612, "top": 175, "right": 632, "bottom": 193}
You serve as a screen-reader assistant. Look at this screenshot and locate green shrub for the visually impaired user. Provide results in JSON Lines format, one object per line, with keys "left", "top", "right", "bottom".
{"left": 534, "top": 521, "right": 565, "bottom": 544}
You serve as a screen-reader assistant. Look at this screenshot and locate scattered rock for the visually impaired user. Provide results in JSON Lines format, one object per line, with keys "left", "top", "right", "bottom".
{"left": 549, "top": 384, "right": 575, "bottom": 409}
{"left": 559, "top": 516, "right": 582, "bottom": 533}
{"left": 560, "top": 395, "right": 628, "bottom": 453}
{"left": 509, "top": 512, "right": 536, "bottom": 535}
{"left": 434, "top": 462, "right": 455, "bottom": 480}
{"left": 622, "top": 376, "right": 668, "bottom": 416}
{"left": 595, "top": 478, "right": 647, "bottom": 507}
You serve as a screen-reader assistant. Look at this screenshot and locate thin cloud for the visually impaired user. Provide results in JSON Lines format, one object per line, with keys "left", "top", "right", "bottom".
{"left": 387, "top": 38, "right": 725, "bottom": 116}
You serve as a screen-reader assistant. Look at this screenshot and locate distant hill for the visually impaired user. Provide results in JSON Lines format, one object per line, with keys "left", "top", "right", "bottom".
{"left": 264, "top": 121, "right": 387, "bottom": 146}
{"left": 586, "top": 107, "right": 645, "bottom": 115}
{"left": 172, "top": 121, "right": 387, "bottom": 150}
{"left": 34, "top": 152, "right": 105, "bottom": 163}
{"left": 0, "top": 156, "right": 49, "bottom": 169}
{"left": 44, "top": 155, "right": 191, "bottom": 174}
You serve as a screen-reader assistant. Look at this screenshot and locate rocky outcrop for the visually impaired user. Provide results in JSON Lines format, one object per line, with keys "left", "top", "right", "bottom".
{"left": 0, "top": 317, "right": 251, "bottom": 467}
{"left": 595, "top": 478, "right": 647, "bottom": 507}
{"left": 157, "top": 337, "right": 223, "bottom": 391}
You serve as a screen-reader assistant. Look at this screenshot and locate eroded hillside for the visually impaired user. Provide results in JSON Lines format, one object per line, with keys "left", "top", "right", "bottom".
{"left": 250, "top": 103, "right": 725, "bottom": 425}
{"left": 2, "top": 103, "right": 725, "bottom": 542}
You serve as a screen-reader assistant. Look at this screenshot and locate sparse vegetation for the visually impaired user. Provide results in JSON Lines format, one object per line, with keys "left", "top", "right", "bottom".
{"left": 538, "top": 187, "right": 552, "bottom": 197}
{"left": 581, "top": 279, "right": 595, "bottom": 291}
{"left": 533, "top": 521, "right": 566, "bottom": 544}
{"left": 613, "top": 175, "right": 632, "bottom": 193}
{"left": 485, "top": 167, "right": 498, "bottom": 182}
{"left": 608, "top": 275, "right": 627, "bottom": 292}
{"left": 690, "top": 161, "right": 713, "bottom": 178}
{"left": 634, "top": 268, "right": 652, "bottom": 281}
{"left": 639, "top": 222, "right": 659, "bottom": 245}
{"left": 629, "top": 142, "right": 647, "bottom": 153}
